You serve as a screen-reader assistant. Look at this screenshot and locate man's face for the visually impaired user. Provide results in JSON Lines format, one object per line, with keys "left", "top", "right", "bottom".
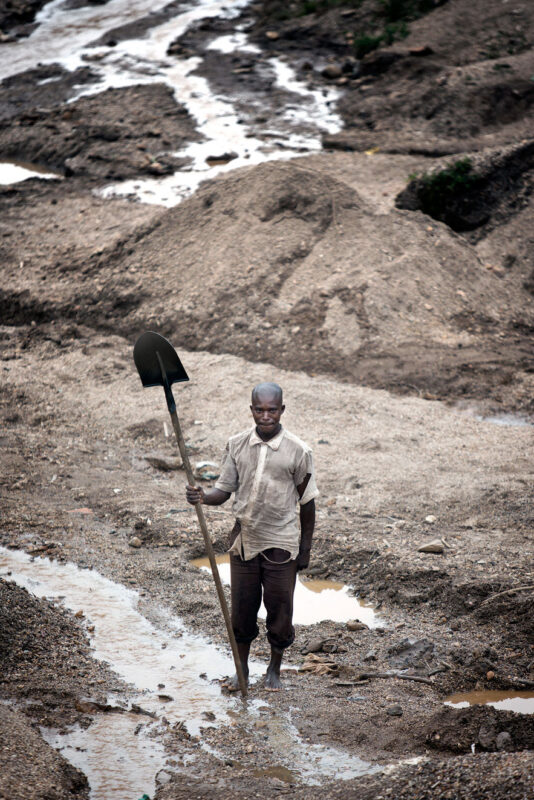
{"left": 250, "top": 391, "right": 285, "bottom": 435}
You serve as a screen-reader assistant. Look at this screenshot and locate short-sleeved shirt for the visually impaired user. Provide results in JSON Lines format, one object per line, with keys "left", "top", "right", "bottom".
{"left": 214, "top": 426, "right": 319, "bottom": 561}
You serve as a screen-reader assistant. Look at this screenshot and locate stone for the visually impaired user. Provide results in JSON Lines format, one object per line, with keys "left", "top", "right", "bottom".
{"left": 265, "top": 30, "right": 279, "bottom": 40}
{"left": 386, "top": 705, "right": 403, "bottom": 717}
{"left": 486, "top": 670, "right": 495, "bottom": 680}
{"left": 129, "top": 536, "right": 142, "bottom": 548}
{"left": 424, "top": 515, "right": 437, "bottom": 524}
{"left": 145, "top": 455, "right": 180, "bottom": 471}
{"left": 363, "top": 650, "right": 377, "bottom": 662}
{"left": 322, "top": 64, "right": 343, "bottom": 80}
{"left": 303, "top": 638, "right": 325, "bottom": 654}
{"left": 156, "top": 770, "right": 172, "bottom": 785}
{"left": 387, "top": 638, "right": 434, "bottom": 669}
{"left": 418, "top": 539, "right": 444, "bottom": 554}
{"left": 496, "top": 731, "right": 512, "bottom": 751}
{"left": 347, "top": 620, "right": 368, "bottom": 631}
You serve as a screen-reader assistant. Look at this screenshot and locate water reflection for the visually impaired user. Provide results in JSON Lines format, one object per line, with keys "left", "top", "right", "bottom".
{"left": 445, "top": 690, "right": 534, "bottom": 715}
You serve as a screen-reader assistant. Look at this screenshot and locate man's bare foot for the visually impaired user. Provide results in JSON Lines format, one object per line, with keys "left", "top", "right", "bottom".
{"left": 264, "top": 666, "right": 282, "bottom": 691}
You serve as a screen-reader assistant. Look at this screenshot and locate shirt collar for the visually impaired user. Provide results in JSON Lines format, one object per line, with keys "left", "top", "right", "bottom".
{"left": 249, "top": 426, "right": 285, "bottom": 450}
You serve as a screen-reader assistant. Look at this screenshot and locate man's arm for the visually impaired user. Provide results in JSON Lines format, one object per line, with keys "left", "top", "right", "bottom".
{"left": 186, "top": 486, "right": 230, "bottom": 506}
{"left": 296, "top": 474, "right": 315, "bottom": 572}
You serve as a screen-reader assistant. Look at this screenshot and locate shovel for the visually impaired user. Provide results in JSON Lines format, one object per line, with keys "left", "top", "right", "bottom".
{"left": 133, "top": 331, "right": 248, "bottom": 698}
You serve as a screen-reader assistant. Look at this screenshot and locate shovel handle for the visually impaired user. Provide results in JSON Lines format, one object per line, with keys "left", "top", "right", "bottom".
{"left": 168, "top": 408, "right": 248, "bottom": 698}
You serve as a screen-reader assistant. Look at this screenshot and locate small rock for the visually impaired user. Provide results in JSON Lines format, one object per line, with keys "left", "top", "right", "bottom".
{"left": 202, "top": 711, "right": 216, "bottom": 721}
{"left": 409, "top": 45, "right": 434, "bottom": 56}
{"left": 145, "top": 455, "right": 180, "bottom": 471}
{"left": 303, "top": 638, "right": 325, "bottom": 654}
{"left": 424, "top": 515, "right": 437, "bottom": 524}
{"left": 487, "top": 670, "right": 495, "bottom": 680}
{"left": 265, "top": 30, "right": 279, "bottom": 40}
{"left": 386, "top": 705, "right": 403, "bottom": 717}
{"left": 496, "top": 731, "right": 512, "bottom": 751}
{"left": 363, "top": 650, "right": 377, "bottom": 662}
{"left": 348, "top": 695, "right": 366, "bottom": 702}
{"left": 129, "top": 537, "right": 142, "bottom": 548}
{"left": 322, "top": 64, "right": 342, "bottom": 80}
{"left": 74, "top": 609, "right": 84, "bottom": 618}
{"left": 347, "top": 620, "right": 368, "bottom": 632}
{"left": 156, "top": 770, "right": 172, "bottom": 786}
{"left": 418, "top": 539, "right": 444, "bottom": 554}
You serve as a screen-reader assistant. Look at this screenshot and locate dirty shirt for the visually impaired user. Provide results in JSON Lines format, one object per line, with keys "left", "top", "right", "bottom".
{"left": 214, "top": 427, "right": 319, "bottom": 561}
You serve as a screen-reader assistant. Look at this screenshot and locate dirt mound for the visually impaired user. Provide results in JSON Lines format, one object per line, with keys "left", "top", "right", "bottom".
{"left": 1, "top": 157, "right": 533, "bottom": 411}
{"left": 0, "top": 704, "right": 89, "bottom": 800}
{"left": 395, "top": 141, "right": 534, "bottom": 234}
{"left": 81, "top": 160, "right": 533, "bottom": 411}
{"left": 0, "top": 83, "right": 198, "bottom": 180}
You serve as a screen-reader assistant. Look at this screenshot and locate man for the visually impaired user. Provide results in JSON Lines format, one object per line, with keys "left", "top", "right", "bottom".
{"left": 186, "top": 382, "right": 318, "bottom": 690}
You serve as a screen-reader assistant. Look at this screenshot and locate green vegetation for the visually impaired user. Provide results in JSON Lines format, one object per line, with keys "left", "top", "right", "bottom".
{"left": 352, "top": 20, "right": 407, "bottom": 57}
{"left": 411, "top": 158, "right": 480, "bottom": 219}
{"left": 269, "top": 0, "right": 441, "bottom": 59}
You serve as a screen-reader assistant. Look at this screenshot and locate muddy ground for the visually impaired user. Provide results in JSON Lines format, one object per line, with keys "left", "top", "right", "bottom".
{"left": 1, "top": 0, "right": 534, "bottom": 797}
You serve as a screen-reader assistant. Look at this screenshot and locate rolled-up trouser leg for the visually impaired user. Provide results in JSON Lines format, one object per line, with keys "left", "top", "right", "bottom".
{"left": 230, "top": 553, "right": 262, "bottom": 644}
{"left": 261, "top": 554, "right": 298, "bottom": 651}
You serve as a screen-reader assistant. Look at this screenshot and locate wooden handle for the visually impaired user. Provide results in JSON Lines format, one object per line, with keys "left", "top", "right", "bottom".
{"left": 169, "top": 409, "right": 248, "bottom": 698}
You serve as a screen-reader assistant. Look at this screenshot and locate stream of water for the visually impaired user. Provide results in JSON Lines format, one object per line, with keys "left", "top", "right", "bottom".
{"left": 0, "top": 547, "right": 380, "bottom": 798}
{"left": 0, "top": 0, "right": 341, "bottom": 203}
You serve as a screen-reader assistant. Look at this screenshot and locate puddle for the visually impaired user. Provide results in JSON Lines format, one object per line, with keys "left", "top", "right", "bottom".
{"left": 0, "top": 547, "right": 381, "bottom": 796}
{"left": 0, "top": 160, "right": 62, "bottom": 185}
{"left": 191, "top": 554, "right": 381, "bottom": 627}
{"left": 445, "top": 690, "right": 534, "bottom": 715}
{"left": 0, "top": 0, "right": 341, "bottom": 207}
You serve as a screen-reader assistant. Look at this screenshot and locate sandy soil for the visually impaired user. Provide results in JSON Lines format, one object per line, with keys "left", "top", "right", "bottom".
{"left": 0, "top": 0, "right": 533, "bottom": 797}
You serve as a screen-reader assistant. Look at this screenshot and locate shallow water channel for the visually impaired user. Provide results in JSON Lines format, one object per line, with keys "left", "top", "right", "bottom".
{"left": 0, "top": 547, "right": 381, "bottom": 799}
{"left": 0, "top": 0, "right": 341, "bottom": 203}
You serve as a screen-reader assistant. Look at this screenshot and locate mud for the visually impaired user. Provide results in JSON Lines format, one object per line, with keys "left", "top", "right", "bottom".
{"left": 0, "top": 0, "right": 533, "bottom": 797}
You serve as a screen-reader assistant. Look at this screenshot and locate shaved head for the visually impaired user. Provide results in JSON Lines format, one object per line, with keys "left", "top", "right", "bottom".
{"left": 251, "top": 382, "right": 283, "bottom": 405}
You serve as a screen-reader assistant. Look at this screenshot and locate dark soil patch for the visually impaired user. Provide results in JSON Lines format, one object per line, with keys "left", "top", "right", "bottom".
{"left": 0, "top": 83, "right": 199, "bottom": 181}
{"left": 0, "top": 0, "right": 47, "bottom": 36}
{"left": 424, "top": 705, "right": 534, "bottom": 754}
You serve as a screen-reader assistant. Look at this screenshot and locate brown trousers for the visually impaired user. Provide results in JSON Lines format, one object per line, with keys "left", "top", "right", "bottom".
{"left": 230, "top": 548, "right": 298, "bottom": 651}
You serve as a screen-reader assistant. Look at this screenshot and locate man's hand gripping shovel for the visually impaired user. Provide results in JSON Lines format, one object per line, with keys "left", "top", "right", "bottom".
{"left": 133, "top": 331, "right": 248, "bottom": 698}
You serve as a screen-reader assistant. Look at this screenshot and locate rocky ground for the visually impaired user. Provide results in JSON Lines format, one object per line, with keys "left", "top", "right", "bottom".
{"left": 0, "top": 0, "right": 533, "bottom": 797}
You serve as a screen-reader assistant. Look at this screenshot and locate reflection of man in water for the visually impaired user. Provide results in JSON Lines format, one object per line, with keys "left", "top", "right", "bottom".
{"left": 186, "top": 382, "right": 318, "bottom": 690}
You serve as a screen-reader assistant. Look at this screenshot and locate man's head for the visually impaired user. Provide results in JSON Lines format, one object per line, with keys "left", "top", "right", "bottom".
{"left": 250, "top": 382, "right": 285, "bottom": 438}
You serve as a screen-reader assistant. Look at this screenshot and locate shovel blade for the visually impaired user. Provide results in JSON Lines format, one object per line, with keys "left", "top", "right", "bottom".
{"left": 133, "top": 331, "right": 189, "bottom": 387}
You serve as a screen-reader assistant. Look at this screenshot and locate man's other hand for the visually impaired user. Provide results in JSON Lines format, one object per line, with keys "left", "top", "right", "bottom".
{"left": 186, "top": 484, "right": 204, "bottom": 505}
{"left": 296, "top": 549, "right": 310, "bottom": 572}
